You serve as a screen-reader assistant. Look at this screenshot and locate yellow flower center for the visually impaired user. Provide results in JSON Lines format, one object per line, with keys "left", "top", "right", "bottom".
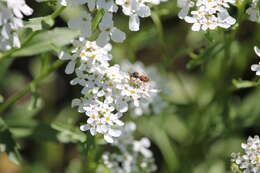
{"left": 86, "top": 47, "right": 93, "bottom": 52}
{"left": 90, "top": 54, "right": 96, "bottom": 59}
{"left": 107, "top": 83, "right": 113, "bottom": 87}
{"left": 130, "top": 90, "right": 136, "bottom": 94}
{"left": 80, "top": 52, "right": 86, "bottom": 57}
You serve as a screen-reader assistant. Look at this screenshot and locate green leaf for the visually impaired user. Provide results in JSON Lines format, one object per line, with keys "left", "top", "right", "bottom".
{"left": 30, "top": 123, "right": 57, "bottom": 142}
{"left": 238, "top": 87, "right": 260, "bottom": 126}
{"left": 0, "top": 118, "right": 21, "bottom": 165}
{"left": 79, "top": 134, "right": 95, "bottom": 157}
{"left": 232, "top": 79, "right": 258, "bottom": 89}
{"left": 231, "top": 163, "right": 243, "bottom": 173}
{"left": 51, "top": 122, "right": 87, "bottom": 143}
{"left": 91, "top": 9, "right": 105, "bottom": 31}
{"left": 138, "top": 116, "right": 179, "bottom": 171}
{"left": 24, "top": 17, "right": 45, "bottom": 31}
{"left": 13, "top": 27, "right": 79, "bottom": 57}
{"left": 0, "top": 58, "right": 13, "bottom": 81}
{"left": 41, "top": 17, "right": 55, "bottom": 30}
{"left": 187, "top": 42, "right": 224, "bottom": 69}
{"left": 28, "top": 86, "right": 41, "bottom": 111}
{"left": 4, "top": 101, "right": 42, "bottom": 138}
{"left": 24, "top": 16, "right": 55, "bottom": 31}
{"left": 0, "top": 95, "right": 4, "bottom": 103}
{"left": 50, "top": 107, "right": 87, "bottom": 143}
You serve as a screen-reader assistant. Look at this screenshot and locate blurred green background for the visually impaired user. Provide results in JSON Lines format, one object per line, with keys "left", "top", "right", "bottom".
{"left": 0, "top": 0, "right": 260, "bottom": 173}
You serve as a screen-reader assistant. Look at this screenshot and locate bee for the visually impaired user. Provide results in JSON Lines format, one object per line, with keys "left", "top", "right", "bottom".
{"left": 129, "top": 72, "right": 150, "bottom": 83}
{"left": 130, "top": 72, "right": 141, "bottom": 79}
{"left": 139, "top": 75, "right": 150, "bottom": 82}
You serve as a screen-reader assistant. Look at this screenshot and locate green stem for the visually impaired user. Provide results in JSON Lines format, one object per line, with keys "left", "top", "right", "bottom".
{"left": 231, "top": 163, "right": 243, "bottom": 173}
{"left": 21, "top": 31, "right": 39, "bottom": 46}
{"left": 151, "top": 12, "right": 168, "bottom": 66}
{"left": 50, "top": 6, "right": 66, "bottom": 19}
{"left": 0, "top": 31, "right": 41, "bottom": 60}
{"left": 0, "top": 60, "right": 64, "bottom": 115}
{"left": 151, "top": 11, "right": 193, "bottom": 102}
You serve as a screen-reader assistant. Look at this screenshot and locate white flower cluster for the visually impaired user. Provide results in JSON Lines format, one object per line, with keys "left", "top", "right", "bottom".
{"left": 251, "top": 46, "right": 260, "bottom": 76}
{"left": 68, "top": 10, "right": 126, "bottom": 47}
{"left": 0, "top": 0, "right": 33, "bottom": 50}
{"left": 177, "top": 0, "right": 236, "bottom": 31}
{"left": 59, "top": 0, "right": 165, "bottom": 34}
{"left": 59, "top": 38, "right": 157, "bottom": 143}
{"left": 50, "top": 0, "right": 161, "bottom": 144}
{"left": 102, "top": 122, "right": 157, "bottom": 173}
{"left": 231, "top": 135, "right": 260, "bottom": 173}
{"left": 246, "top": 0, "right": 259, "bottom": 22}
{"left": 120, "top": 60, "right": 169, "bottom": 117}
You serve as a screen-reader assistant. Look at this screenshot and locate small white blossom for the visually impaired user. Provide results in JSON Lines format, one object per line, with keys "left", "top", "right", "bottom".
{"left": 68, "top": 11, "right": 92, "bottom": 38}
{"left": 115, "top": 0, "right": 166, "bottom": 31}
{"left": 177, "top": 0, "right": 194, "bottom": 19}
{"left": 120, "top": 60, "right": 170, "bottom": 117}
{"left": 231, "top": 135, "right": 260, "bottom": 173}
{"left": 115, "top": 0, "right": 152, "bottom": 31}
{"left": 246, "top": 0, "right": 259, "bottom": 22}
{"left": 0, "top": 0, "right": 33, "bottom": 50}
{"left": 251, "top": 46, "right": 260, "bottom": 76}
{"left": 133, "top": 138, "right": 153, "bottom": 158}
{"left": 178, "top": 0, "right": 236, "bottom": 31}
{"left": 5, "top": 0, "right": 33, "bottom": 18}
{"left": 102, "top": 122, "right": 157, "bottom": 173}
{"left": 97, "top": 0, "right": 118, "bottom": 12}
{"left": 54, "top": 0, "right": 88, "bottom": 7}
{"left": 97, "top": 12, "right": 126, "bottom": 47}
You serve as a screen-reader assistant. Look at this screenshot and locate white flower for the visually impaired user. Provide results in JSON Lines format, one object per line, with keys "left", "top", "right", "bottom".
{"left": 77, "top": 39, "right": 112, "bottom": 67}
{"left": 185, "top": 8, "right": 218, "bottom": 31}
{"left": 59, "top": 51, "right": 78, "bottom": 74}
{"left": 178, "top": 0, "right": 236, "bottom": 31}
{"left": 97, "top": 12, "right": 126, "bottom": 47}
{"left": 60, "top": 38, "right": 157, "bottom": 143}
{"left": 68, "top": 11, "right": 92, "bottom": 38}
{"left": 80, "top": 100, "right": 124, "bottom": 143}
{"left": 55, "top": 0, "right": 88, "bottom": 6}
{"left": 246, "top": 0, "right": 259, "bottom": 22}
{"left": 231, "top": 135, "right": 260, "bottom": 173}
{"left": 216, "top": 10, "right": 236, "bottom": 29}
{"left": 97, "top": 0, "right": 118, "bottom": 12}
{"left": 251, "top": 46, "right": 260, "bottom": 76}
{"left": 0, "top": 0, "right": 32, "bottom": 50}
{"left": 5, "top": 0, "right": 33, "bottom": 18}
{"left": 116, "top": 0, "right": 151, "bottom": 31}
{"left": 133, "top": 137, "right": 153, "bottom": 158}
{"left": 102, "top": 122, "right": 157, "bottom": 173}
{"left": 150, "top": 0, "right": 168, "bottom": 5}
{"left": 70, "top": 69, "right": 88, "bottom": 86}
{"left": 254, "top": 46, "right": 260, "bottom": 57}
{"left": 115, "top": 98, "right": 129, "bottom": 113}
{"left": 120, "top": 60, "right": 169, "bottom": 117}
{"left": 177, "top": 0, "right": 194, "bottom": 19}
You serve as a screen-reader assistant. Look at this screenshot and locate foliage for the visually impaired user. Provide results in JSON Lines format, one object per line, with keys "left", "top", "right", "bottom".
{"left": 0, "top": 0, "right": 260, "bottom": 173}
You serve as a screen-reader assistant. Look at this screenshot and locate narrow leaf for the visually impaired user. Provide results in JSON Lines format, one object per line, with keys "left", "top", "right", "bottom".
{"left": 13, "top": 28, "right": 79, "bottom": 57}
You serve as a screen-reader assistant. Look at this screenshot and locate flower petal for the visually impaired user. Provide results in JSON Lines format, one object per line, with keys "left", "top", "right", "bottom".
{"left": 104, "top": 134, "right": 114, "bottom": 143}
{"left": 80, "top": 124, "right": 90, "bottom": 131}
{"left": 111, "top": 28, "right": 126, "bottom": 43}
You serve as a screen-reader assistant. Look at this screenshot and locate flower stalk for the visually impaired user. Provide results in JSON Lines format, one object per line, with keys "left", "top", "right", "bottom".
{"left": 0, "top": 60, "right": 64, "bottom": 115}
